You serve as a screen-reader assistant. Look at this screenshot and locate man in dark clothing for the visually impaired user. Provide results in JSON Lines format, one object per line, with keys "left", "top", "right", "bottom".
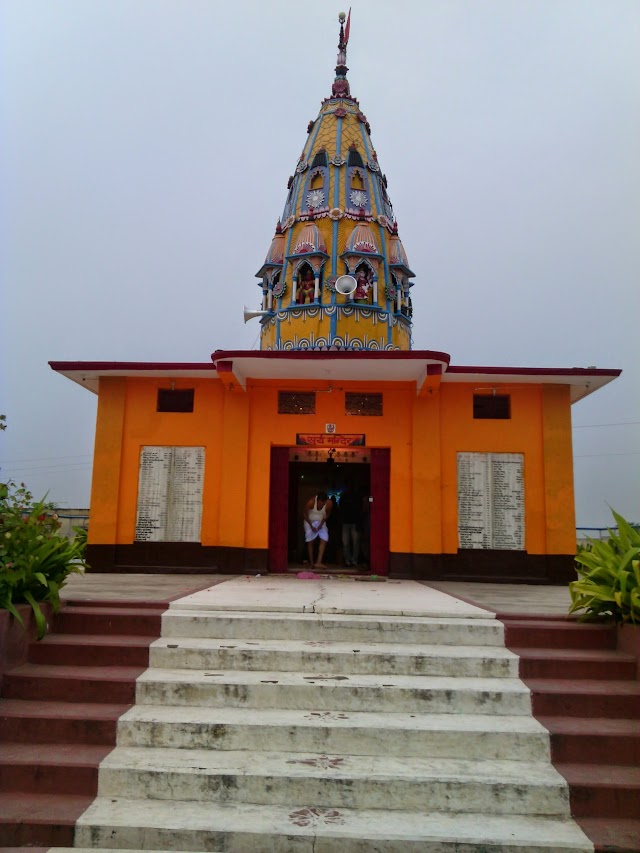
{"left": 340, "top": 485, "right": 362, "bottom": 567}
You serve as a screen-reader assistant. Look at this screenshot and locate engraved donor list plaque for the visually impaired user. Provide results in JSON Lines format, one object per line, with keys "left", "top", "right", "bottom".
{"left": 457, "top": 452, "right": 524, "bottom": 550}
{"left": 135, "top": 446, "right": 205, "bottom": 542}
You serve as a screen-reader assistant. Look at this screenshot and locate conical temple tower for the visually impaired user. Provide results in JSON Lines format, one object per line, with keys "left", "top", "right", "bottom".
{"left": 256, "top": 12, "right": 415, "bottom": 351}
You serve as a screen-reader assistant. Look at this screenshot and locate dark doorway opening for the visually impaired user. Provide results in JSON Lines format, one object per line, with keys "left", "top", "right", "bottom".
{"left": 287, "top": 460, "right": 371, "bottom": 571}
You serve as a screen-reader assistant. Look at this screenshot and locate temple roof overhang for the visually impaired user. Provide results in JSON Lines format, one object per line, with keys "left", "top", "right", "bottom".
{"left": 49, "top": 355, "right": 621, "bottom": 403}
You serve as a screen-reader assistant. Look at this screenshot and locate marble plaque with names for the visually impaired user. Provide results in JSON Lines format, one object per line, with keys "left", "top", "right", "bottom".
{"left": 135, "top": 446, "right": 205, "bottom": 542}
{"left": 457, "top": 452, "right": 524, "bottom": 551}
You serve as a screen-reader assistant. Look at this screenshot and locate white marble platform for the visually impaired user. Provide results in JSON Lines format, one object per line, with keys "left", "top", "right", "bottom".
{"left": 170, "top": 576, "right": 493, "bottom": 618}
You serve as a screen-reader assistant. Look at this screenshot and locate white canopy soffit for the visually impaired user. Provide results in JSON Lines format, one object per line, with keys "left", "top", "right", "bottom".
{"left": 49, "top": 353, "right": 620, "bottom": 404}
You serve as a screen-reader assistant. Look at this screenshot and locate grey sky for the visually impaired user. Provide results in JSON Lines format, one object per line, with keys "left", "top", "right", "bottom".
{"left": 1, "top": 0, "right": 638, "bottom": 527}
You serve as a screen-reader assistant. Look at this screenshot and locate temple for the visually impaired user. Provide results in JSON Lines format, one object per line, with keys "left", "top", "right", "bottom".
{"left": 50, "top": 13, "right": 620, "bottom": 582}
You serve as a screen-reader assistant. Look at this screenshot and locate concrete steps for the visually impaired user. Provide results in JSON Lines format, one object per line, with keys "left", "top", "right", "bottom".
{"left": 0, "top": 600, "right": 165, "bottom": 849}
{"left": 76, "top": 798, "right": 592, "bottom": 852}
{"left": 118, "top": 705, "right": 551, "bottom": 759}
{"left": 503, "top": 616, "right": 640, "bottom": 853}
{"left": 136, "top": 667, "right": 533, "bottom": 714}
{"left": 149, "top": 635, "right": 519, "bottom": 676}
{"left": 0, "top": 742, "right": 110, "bottom": 794}
{"left": 77, "top": 604, "right": 591, "bottom": 852}
{"left": 97, "top": 746, "right": 570, "bottom": 814}
{"left": 161, "top": 609, "right": 506, "bottom": 645}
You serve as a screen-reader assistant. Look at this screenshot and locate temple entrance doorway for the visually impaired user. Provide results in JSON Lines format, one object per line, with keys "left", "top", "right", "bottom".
{"left": 288, "top": 456, "right": 371, "bottom": 572}
{"left": 267, "top": 445, "right": 390, "bottom": 575}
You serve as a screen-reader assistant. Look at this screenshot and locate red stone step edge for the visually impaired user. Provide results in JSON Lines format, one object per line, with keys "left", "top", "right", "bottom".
{"left": 538, "top": 715, "right": 640, "bottom": 766}
{"left": 574, "top": 817, "right": 640, "bottom": 853}
{"left": 0, "top": 742, "right": 112, "bottom": 795}
{"left": 0, "top": 792, "right": 94, "bottom": 847}
{"left": 0, "top": 699, "right": 130, "bottom": 745}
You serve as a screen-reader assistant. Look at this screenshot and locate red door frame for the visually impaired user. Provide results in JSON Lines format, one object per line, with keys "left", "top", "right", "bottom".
{"left": 369, "top": 447, "right": 391, "bottom": 575}
{"left": 268, "top": 445, "right": 391, "bottom": 575}
{"left": 268, "top": 446, "right": 289, "bottom": 573}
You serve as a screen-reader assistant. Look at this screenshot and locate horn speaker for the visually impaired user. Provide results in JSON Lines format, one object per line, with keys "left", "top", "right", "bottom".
{"left": 335, "top": 274, "right": 357, "bottom": 296}
{"left": 243, "top": 306, "right": 269, "bottom": 323}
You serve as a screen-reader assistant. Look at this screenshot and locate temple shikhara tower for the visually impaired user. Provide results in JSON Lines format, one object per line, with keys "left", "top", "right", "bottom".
{"left": 255, "top": 12, "right": 413, "bottom": 352}
{"left": 51, "top": 14, "right": 620, "bottom": 580}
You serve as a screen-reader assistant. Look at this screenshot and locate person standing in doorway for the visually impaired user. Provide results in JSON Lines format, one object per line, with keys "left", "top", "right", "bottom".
{"left": 340, "top": 483, "right": 362, "bottom": 567}
{"left": 303, "top": 492, "right": 332, "bottom": 569}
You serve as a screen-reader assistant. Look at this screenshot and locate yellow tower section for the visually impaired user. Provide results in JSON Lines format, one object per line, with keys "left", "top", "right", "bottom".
{"left": 256, "top": 14, "right": 415, "bottom": 351}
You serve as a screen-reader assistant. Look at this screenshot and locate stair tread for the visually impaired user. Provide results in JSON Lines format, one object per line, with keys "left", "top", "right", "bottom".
{"left": 153, "top": 636, "right": 517, "bottom": 657}
{"left": 0, "top": 698, "right": 130, "bottom": 719}
{"left": 103, "top": 745, "right": 565, "bottom": 784}
{"left": 166, "top": 609, "right": 501, "bottom": 628}
{"left": 58, "top": 605, "right": 164, "bottom": 616}
{"left": 526, "top": 678, "right": 640, "bottom": 694}
{"left": 0, "top": 791, "right": 95, "bottom": 822}
{"left": 6, "top": 662, "right": 145, "bottom": 679}
{"left": 576, "top": 817, "right": 640, "bottom": 852}
{"left": 512, "top": 647, "right": 636, "bottom": 662}
{"left": 75, "top": 796, "right": 592, "bottom": 849}
{"left": 37, "top": 633, "right": 157, "bottom": 647}
{"left": 122, "top": 703, "right": 547, "bottom": 732}
{"left": 538, "top": 715, "right": 640, "bottom": 734}
{"left": 555, "top": 762, "right": 640, "bottom": 786}
{"left": 0, "top": 742, "right": 112, "bottom": 765}
{"left": 139, "top": 666, "right": 530, "bottom": 691}
{"left": 501, "top": 619, "right": 612, "bottom": 630}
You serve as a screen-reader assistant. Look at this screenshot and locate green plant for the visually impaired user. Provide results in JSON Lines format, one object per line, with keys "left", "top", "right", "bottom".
{"left": 569, "top": 508, "right": 640, "bottom": 624}
{"left": 0, "top": 481, "right": 87, "bottom": 639}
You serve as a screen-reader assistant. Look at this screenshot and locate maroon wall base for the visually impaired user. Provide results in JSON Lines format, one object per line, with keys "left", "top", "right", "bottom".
{"left": 86, "top": 544, "right": 268, "bottom": 575}
{"left": 87, "top": 543, "right": 575, "bottom": 583}
{"left": 389, "top": 551, "right": 576, "bottom": 584}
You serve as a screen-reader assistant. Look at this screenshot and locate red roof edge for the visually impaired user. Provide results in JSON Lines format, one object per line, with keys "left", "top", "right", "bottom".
{"left": 446, "top": 365, "right": 622, "bottom": 377}
{"left": 49, "top": 361, "right": 217, "bottom": 372}
{"left": 210, "top": 349, "right": 452, "bottom": 365}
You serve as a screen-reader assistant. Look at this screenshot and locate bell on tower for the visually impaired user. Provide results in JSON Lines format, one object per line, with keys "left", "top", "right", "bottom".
{"left": 252, "top": 11, "right": 416, "bottom": 351}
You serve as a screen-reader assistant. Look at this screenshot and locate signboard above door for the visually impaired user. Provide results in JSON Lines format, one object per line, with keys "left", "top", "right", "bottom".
{"left": 296, "top": 434, "right": 365, "bottom": 447}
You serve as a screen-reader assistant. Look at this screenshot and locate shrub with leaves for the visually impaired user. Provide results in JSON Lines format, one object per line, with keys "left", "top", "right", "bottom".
{"left": 569, "top": 508, "right": 640, "bottom": 624}
{"left": 0, "top": 481, "right": 87, "bottom": 638}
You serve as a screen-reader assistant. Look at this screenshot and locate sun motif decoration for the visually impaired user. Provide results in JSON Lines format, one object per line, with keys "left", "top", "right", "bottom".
{"left": 349, "top": 189, "right": 368, "bottom": 207}
{"left": 307, "top": 189, "right": 325, "bottom": 208}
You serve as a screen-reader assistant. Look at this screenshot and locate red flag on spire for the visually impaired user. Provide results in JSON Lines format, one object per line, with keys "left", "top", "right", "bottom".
{"left": 344, "top": 8, "right": 351, "bottom": 45}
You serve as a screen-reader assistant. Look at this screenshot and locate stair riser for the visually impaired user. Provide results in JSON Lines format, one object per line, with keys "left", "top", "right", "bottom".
{"left": 569, "top": 786, "right": 640, "bottom": 819}
{"left": 54, "top": 613, "right": 161, "bottom": 636}
{"left": 2, "top": 676, "right": 136, "bottom": 704}
{"left": 550, "top": 734, "right": 640, "bottom": 766}
{"left": 0, "top": 716, "right": 118, "bottom": 745}
{"left": 0, "top": 763, "right": 98, "bottom": 795}
{"left": 0, "top": 823, "right": 75, "bottom": 848}
{"left": 504, "top": 626, "right": 616, "bottom": 650}
{"left": 162, "top": 614, "right": 505, "bottom": 646}
{"left": 519, "top": 660, "right": 636, "bottom": 680}
{"left": 532, "top": 694, "right": 640, "bottom": 717}
{"left": 137, "top": 681, "right": 532, "bottom": 715}
{"left": 117, "top": 720, "right": 550, "bottom": 761}
{"left": 149, "top": 647, "right": 517, "bottom": 678}
{"left": 98, "top": 767, "right": 570, "bottom": 816}
{"left": 74, "top": 824, "right": 590, "bottom": 853}
{"left": 29, "top": 644, "right": 150, "bottom": 667}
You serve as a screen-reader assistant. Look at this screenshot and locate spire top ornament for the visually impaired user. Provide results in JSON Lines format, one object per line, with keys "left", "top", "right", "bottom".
{"left": 332, "top": 9, "right": 351, "bottom": 98}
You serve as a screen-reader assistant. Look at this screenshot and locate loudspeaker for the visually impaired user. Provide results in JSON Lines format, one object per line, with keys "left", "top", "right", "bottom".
{"left": 335, "top": 274, "right": 357, "bottom": 296}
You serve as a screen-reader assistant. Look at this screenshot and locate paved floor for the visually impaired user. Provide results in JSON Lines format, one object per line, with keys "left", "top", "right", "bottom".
{"left": 61, "top": 573, "right": 574, "bottom": 617}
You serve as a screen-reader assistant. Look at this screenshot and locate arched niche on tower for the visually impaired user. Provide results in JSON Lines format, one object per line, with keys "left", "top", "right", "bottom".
{"left": 301, "top": 150, "right": 329, "bottom": 218}
{"left": 294, "top": 261, "right": 318, "bottom": 306}
{"left": 346, "top": 147, "right": 372, "bottom": 217}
